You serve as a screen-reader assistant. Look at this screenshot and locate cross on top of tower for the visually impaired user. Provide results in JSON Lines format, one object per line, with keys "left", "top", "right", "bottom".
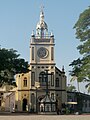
{"left": 40, "top": 4, "right": 44, "bottom": 13}
{"left": 36, "top": 5, "right": 48, "bottom": 37}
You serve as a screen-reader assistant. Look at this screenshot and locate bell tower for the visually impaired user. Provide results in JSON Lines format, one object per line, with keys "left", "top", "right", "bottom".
{"left": 29, "top": 8, "right": 58, "bottom": 112}
{"left": 30, "top": 7, "right": 55, "bottom": 67}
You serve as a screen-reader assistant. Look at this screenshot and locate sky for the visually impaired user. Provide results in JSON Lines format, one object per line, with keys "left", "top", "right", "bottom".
{"left": 0, "top": 0, "right": 90, "bottom": 93}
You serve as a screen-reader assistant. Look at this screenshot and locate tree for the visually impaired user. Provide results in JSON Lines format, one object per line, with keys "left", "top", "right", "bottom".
{"left": 0, "top": 48, "right": 29, "bottom": 86}
{"left": 67, "top": 84, "right": 76, "bottom": 92}
{"left": 69, "top": 7, "right": 90, "bottom": 92}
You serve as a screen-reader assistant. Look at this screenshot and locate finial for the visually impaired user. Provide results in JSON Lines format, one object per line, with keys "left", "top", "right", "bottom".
{"left": 62, "top": 65, "right": 64, "bottom": 72}
{"left": 50, "top": 30, "right": 54, "bottom": 37}
{"left": 40, "top": 5, "right": 44, "bottom": 23}
{"left": 31, "top": 30, "right": 35, "bottom": 37}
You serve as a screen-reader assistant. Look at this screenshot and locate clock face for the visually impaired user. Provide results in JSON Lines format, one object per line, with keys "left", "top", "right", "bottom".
{"left": 37, "top": 47, "right": 48, "bottom": 58}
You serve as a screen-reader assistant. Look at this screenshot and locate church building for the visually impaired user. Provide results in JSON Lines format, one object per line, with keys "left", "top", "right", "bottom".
{"left": 15, "top": 8, "right": 67, "bottom": 113}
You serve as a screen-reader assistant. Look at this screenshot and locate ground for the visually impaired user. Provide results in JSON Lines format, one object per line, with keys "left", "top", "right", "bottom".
{"left": 0, "top": 115, "right": 90, "bottom": 120}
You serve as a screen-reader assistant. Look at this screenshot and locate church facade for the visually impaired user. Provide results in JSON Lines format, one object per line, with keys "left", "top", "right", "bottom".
{"left": 15, "top": 8, "right": 67, "bottom": 112}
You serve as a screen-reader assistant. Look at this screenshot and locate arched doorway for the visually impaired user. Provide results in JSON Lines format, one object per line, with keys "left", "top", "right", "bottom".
{"left": 22, "top": 98, "right": 27, "bottom": 111}
{"left": 38, "top": 95, "right": 45, "bottom": 112}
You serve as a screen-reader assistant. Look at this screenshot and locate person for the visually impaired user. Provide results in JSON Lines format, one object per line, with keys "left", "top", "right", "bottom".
{"left": 56, "top": 108, "right": 60, "bottom": 115}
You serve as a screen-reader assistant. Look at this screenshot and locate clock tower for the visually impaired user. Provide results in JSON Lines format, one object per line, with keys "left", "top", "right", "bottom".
{"left": 30, "top": 8, "right": 56, "bottom": 86}
{"left": 30, "top": 9, "right": 55, "bottom": 66}
{"left": 29, "top": 7, "right": 67, "bottom": 113}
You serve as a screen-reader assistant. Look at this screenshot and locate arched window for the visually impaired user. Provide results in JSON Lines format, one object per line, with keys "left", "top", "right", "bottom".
{"left": 51, "top": 47, "right": 54, "bottom": 60}
{"left": 39, "top": 72, "right": 46, "bottom": 86}
{"left": 23, "top": 77, "right": 27, "bottom": 87}
{"left": 32, "top": 47, "right": 34, "bottom": 60}
{"left": 0, "top": 100, "right": 1, "bottom": 106}
{"left": 31, "top": 72, "right": 35, "bottom": 86}
{"left": 31, "top": 93, "right": 35, "bottom": 105}
{"left": 55, "top": 78, "right": 59, "bottom": 87}
{"left": 51, "top": 93, "right": 54, "bottom": 100}
{"left": 51, "top": 72, "right": 54, "bottom": 86}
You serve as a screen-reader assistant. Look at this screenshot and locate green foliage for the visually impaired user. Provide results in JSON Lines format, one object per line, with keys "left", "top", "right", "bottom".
{"left": 70, "top": 7, "right": 90, "bottom": 92}
{"left": 0, "top": 48, "right": 29, "bottom": 86}
{"left": 67, "top": 84, "right": 76, "bottom": 92}
{"left": 69, "top": 58, "right": 83, "bottom": 82}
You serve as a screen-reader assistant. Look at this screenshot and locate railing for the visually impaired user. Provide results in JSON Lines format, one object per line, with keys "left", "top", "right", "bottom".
{"left": 35, "top": 35, "right": 52, "bottom": 38}
{"left": 34, "top": 38, "right": 50, "bottom": 42}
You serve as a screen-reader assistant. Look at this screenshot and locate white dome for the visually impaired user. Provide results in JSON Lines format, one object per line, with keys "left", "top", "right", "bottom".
{"left": 36, "top": 10, "right": 48, "bottom": 30}
{"left": 36, "top": 21, "right": 48, "bottom": 30}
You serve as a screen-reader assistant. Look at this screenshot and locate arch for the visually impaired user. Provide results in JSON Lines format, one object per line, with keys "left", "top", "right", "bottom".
{"left": 39, "top": 72, "right": 46, "bottom": 86}
{"left": 55, "top": 78, "right": 59, "bottom": 87}
{"left": 39, "top": 71, "right": 45, "bottom": 76}
{"left": 22, "top": 98, "right": 27, "bottom": 111}
{"left": 31, "top": 93, "right": 35, "bottom": 105}
{"left": 38, "top": 95, "right": 45, "bottom": 101}
{"left": 24, "top": 77, "right": 27, "bottom": 79}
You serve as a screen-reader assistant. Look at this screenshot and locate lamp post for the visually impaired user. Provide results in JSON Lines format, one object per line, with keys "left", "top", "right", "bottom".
{"left": 35, "top": 82, "right": 40, "bottom": 113}
{"left": 44, "top": 70, "right": 49, "bottom": 95}
{"left": 44, "top": 70, "right": 52, "bottom": 95}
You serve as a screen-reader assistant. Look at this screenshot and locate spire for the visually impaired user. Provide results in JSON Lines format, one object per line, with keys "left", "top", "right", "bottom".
{"left": 40, "top": 5, "right": 44, "bottom": 23}
{"left": 31, "top": 30, "right": 35, "bottom": 37}
{"left": 36, "top": 5, "right": 48, "bottom": 37}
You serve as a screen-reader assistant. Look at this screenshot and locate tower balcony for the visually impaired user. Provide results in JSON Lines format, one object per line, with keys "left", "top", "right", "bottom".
{"left": 31, "top": 34, "right": 54, "bottom": 44}
{"left": 35, "top": 34, "right": 52, "bottom": 39}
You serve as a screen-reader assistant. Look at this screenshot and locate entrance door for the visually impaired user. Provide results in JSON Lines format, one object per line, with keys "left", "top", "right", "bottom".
{"left": 22, "top": 98, "right": 27, "bottom": 111}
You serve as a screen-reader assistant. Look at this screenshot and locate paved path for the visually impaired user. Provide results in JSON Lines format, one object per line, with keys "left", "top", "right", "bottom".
{"left": 0, "top": 115, "right": 90, "bottom": 120}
